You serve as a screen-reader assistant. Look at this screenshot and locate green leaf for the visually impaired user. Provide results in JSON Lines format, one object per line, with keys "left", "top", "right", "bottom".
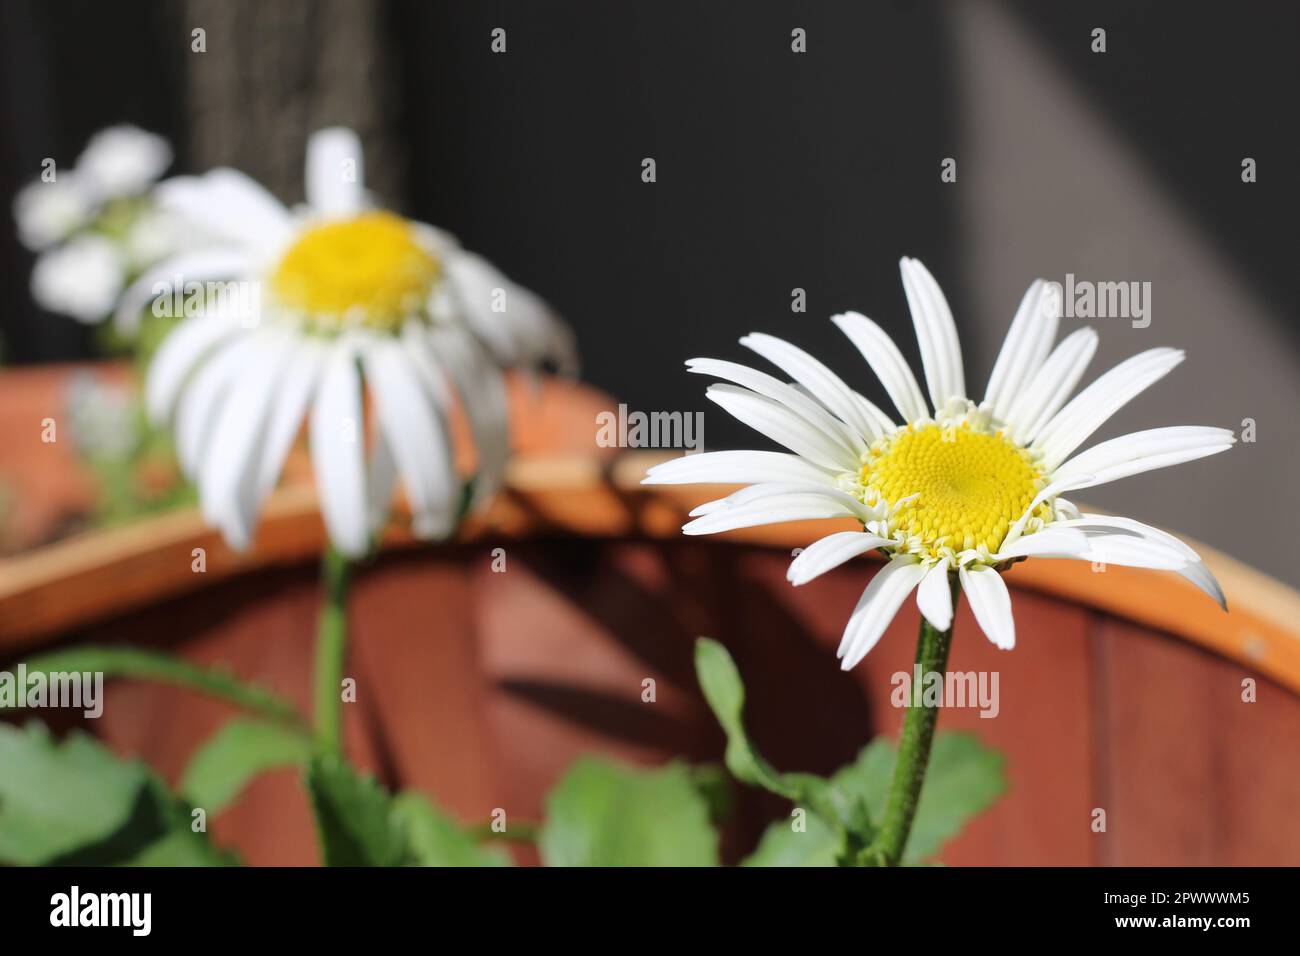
{"left": 0, "top": 723, "right": 149, "bottom": 864}
{"left": 10, "top": 647, "right": 304, "bottom": 728}
{"left": 694, "top": 637, "right": 843, "bottom": 825}
{"left": 390, "top": 792, "right": 511, "bottom": 867}
{"left": 120, "top": 827, "right": 235, "bottom": 867}
{"left": 694, "top": 638, "right": 787, "bottom": 794}
{"left": 539, "top": 757, "right": 719, "bottom": 866}
{"left": 827, "top": 737, "right": 894, "bottom": 835}
{"left": 182, "top": 718, "right": 313, "bottom": 812}
{"left": 687, "top": 763, "right": 734, "bottom": 825}
{"left": 742, "top": 809, "right": 842, "bottom": 867}
{"left": 305, "top": 755, "right": 404, "bottom": 866}
{"left": 901, "top": 732, "right": 1005, "bottom": 863}
{"left": 0, "top": 722, "right": 233, "bottom": 866}
{"left": 696, "top": 639, "right": 1005, "bottom": 864}
{"left": 833, "top": 732, "right": 1005, "bottom": 864}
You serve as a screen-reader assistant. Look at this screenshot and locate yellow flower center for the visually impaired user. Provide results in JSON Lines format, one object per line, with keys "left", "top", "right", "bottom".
{"left": 271, "top": 212, "right": 438, "bottom": 329}
{"left": 861, "top": 423, "right": 1046, "bottom": 556}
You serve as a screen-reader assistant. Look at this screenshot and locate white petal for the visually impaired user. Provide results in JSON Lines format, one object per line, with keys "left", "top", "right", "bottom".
{"left": 425, "top": 324, "right": 510, "bottom": 506}
{"left": 683, "top": 500, "right": 861, "bottom": 535}
{"left": 851, "top": 390, "right": 898, "bottom": 434}
{"left": 900, "top": 257, "right": 965, "bottom": 411}
{"left": 683, "top": 485, "right": 871, "bottom": 536}
{"left": 1055, "top": 514, "right": 1206, "bottom": 576}
{"left": 831, "top": 311, "right": 928, "bottom": 423}
{"left": 29, "top": 235, "right": 124, "bottom": 323}
{"left": 1077, "top": 533, "right": 1190, "bottom": 571}
{"left": 689, "top": 358, "right": 861, "bottom": 456}
{"left": 1004, "top": 328, "right": 1098, "bottom": 442}
{"left": 13, "top": 174, "right": 94, "bottom": 250}
{"left": 75, "top": 125, "right": 172, "bottom": 199}
{"left": 706, "top": 384, "right": 859, "bottom": 473}
{"left": 1053, "top": 496, "right": 1082, "bottom": 520}
{"left": 838, "top": 557, "right": 928, "bottom": 670}
{"left": 309, "top": 339, "right": 369, "bottom": 558}
{"left": 305, "top": 127, "right": 366, "bottom": 216}
{"left": 1061, "top": 513, "right": 1199, "bottom": 559}
{"left": 505, "top": 279, "right": 578, "bottom": 373}
{"left": 787, "top": 531, "right": 891, "bottom": 586}
{"left": 400, "top": 320, "right": 453, "bottom": 406}
{"left": 992, "top": 527, "right": 1091, "bottom": 561}
{"left": 112, "top": 247, "right": 255, "bottom": 334}
{"left": 442, "top": 251, "right": 573, "bottom": 371}
{"left": 1052, "top": 426, "right": 1235, "bottom": 488}
{"left": 174, "top": 334, "right": 258, "bottom": 476}
{"left": 1032, "top": 348, "right": 1184, "bottom": 470}
{"left": 983, "top": 280, "right": 1058, "bottom": 420}
{"left": 440, "top": 252, "right": 519, "bottom": 361}
{"left": 199, "top": 333, "right": 294, "bottom": 549}
{"left": 254, "top": 338, "right": 325, "bottom": 501}
{"left": 1178, "top": 561, "right": 1228, "bottom": 611}
{"left": 366, "top": 425, "right": 398, "bottom": 533}
{"left": 156, "top": 169, "right": 292, "bottom": 256}
{"left": 916, "top": 558, "right": 954, "bottom": 631}
{"left": 739, "top": 333, "right": 880, "bottom": 445}
{"left": 1002, "top": 473, "right": 1097, "bottom": 546}
{"left": 145, "top": 316, "right": 242, "bottom": 423}
{"left": 689, "top": 481, "right": 875, "bottom": 519}
{"left": 959, "top": 565, "right": 1016, "bottom": 650}
{"left": 643, "top": 450, "right": 835, "bottom": 486}
{"left": 361, "top": 337, "right": 458, "bottom": 540}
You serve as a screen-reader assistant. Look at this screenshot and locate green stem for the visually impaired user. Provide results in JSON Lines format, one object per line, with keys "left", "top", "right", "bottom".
{"left": 13, "top": 646, "right": 307, "bottom": 731}
{"left": 865, "top": 575, "right": 960, "bottom": 866}
{"left": 313, "top": 546, "right": 352, "bottom": 755}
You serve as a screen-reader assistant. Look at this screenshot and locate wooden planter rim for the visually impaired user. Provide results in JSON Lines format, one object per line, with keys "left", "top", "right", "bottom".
{"left": 2, "top": 451, "right": 1297, "bottom": 696}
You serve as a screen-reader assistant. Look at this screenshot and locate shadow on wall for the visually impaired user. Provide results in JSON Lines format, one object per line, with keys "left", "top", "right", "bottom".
{"left": 954, "top": 0, "right": 1300, "bottom": 586}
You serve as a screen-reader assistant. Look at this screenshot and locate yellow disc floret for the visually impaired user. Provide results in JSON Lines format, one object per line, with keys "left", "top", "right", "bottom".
{"left": 272, "top": 212, "right": 438, "bottom": 329}
{"left": 861, "top": 423, "right": 1047, "bottom": 557}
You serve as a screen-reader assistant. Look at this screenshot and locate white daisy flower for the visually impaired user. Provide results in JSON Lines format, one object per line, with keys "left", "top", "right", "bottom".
{"left": 14, "top": 125, "right": 173, "bottom": 252}
{"left": 136, "top": 128, "right": 574, "bottom": 559}
{"left": 645, "top": 257, "right": 1234, "bottom": 669}
{"left": 15, "top": 125, "right": 177, "bottom": 322}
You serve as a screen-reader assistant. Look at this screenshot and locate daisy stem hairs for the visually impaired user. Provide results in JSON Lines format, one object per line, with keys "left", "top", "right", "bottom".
{"left": 649, "top": 256, "right": 1233, "bottom": 865}
{"left": 313, "top": 546, "right": 352, "bottom": 755}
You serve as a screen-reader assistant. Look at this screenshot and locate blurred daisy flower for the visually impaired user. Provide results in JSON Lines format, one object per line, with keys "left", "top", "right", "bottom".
{"left": 136, "top": 128, "right": 575, "bottom": 557}
{"left": 645, "top": 257, "right": 1233, "bottom": 669}
{"left": 13, "top": 125, "right": 176, "bottom": 323}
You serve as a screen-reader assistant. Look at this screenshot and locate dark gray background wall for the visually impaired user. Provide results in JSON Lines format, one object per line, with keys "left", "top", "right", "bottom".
{"left": 1, "top": 0, "right": 1295, "bottom": 583}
